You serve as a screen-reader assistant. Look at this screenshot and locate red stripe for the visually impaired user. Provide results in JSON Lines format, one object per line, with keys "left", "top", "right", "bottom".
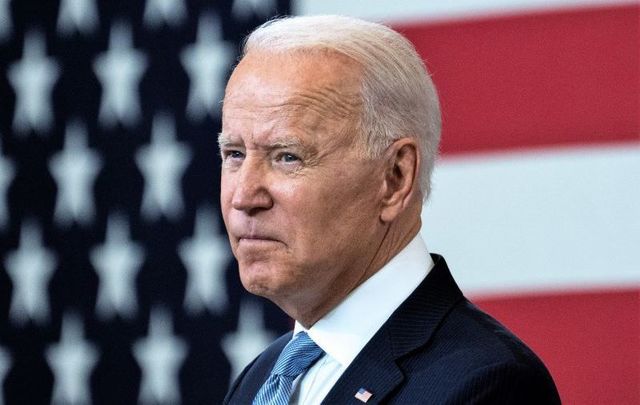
{"left": 394, "top": 5, "right": 640, "bottom": 155}
{"left": 476, "top": 289, "right": 640, "bottom": 404}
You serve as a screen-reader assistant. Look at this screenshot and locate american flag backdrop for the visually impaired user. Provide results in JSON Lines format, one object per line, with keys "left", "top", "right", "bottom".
{"left": 0, "top": 0, "right": 292, "bottom": 403}
{"left": 1, "top": 0, "right": 639, "bottom": 404}
{"left": 294, "top": 1, "right": 638, "bottom": 404}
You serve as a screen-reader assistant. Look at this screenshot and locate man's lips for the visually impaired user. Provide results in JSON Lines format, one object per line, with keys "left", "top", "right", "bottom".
{"left": 229, "top": 222, "right": 282, "bottom": 245}
{"left": 236, "top": 234, "right": 280, "bottom": 243}
{"left": 235, "top": 235, "right": 282, "bottom": 251}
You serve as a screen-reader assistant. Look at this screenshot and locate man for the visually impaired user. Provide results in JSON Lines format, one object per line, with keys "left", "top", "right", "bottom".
{"left": 220, "top": 15, "right": 560, "bottom": 405}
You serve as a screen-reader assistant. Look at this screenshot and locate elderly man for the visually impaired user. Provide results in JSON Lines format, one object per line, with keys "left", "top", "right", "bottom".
{"left": 220, "top": 15, "right": 560, "bottom": 405}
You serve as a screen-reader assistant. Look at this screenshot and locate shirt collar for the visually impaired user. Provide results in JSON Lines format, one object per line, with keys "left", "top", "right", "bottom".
{"left": 294, "top": 233, "right": 433, "bottom": 367}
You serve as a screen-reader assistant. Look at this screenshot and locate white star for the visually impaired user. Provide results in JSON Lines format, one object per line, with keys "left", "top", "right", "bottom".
{"left": 231, "top": 0, "right": 276, "bottom": 20}
{"left": 3, "top": 221, "right": 57, "bottom": 325}
{"left": 93, "top": 22, "right": 147, "bottom": 129}
{"left": 178, "top": 206, "right": 230, "bottom": 315}
{"left": 0, "top": 139, "right": 15, "bottom": 230}
{"left": 222, "top": 301, "right": 275, "bottom": 380}
{"left": 0, "top": 0, "right": 12, "bottom": 42}
{"left": 46, "top": 313, "right": 99, "bottom": 405}
{"left": 133, "top": 308, "right": 188, "bottom": 405}
{"left": 57, "top": 0, "right": 98, "bottom": 36}
{"left": 180, "top": 14, "right": 233, "bottom": 122}
{"left": 143, "top": 0, "right": 186, "bottom": 29}
{"left": 0, "top": 346, "right": 11, "bottom": 405}
{"left": 90, "top": 214, "right": 144, "bottom": 320}
{"left": 135, "top": 113, "right": 191, "bottom": 221}
{"left": 7, "top": 30, "right": 60, "bottom": 135}
{"left": 49, "top": 120, "right": 102, "bottom": 227}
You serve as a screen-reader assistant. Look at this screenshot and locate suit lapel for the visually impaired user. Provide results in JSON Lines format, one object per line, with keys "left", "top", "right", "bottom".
{"left": 321, "top": 326, "right": 404, "bottom": 404}
{"left": 321, "top": 255, "right": 463, "bottom": 404}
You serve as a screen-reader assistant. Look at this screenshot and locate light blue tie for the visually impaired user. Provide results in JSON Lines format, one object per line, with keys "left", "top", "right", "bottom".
{"left": 253, "top": 332, "right": 324, "bottom": 405}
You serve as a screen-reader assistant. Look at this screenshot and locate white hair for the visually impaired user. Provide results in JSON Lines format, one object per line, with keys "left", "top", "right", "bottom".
{"left": 242, "top": 15, "right": 441, "bottom": 200}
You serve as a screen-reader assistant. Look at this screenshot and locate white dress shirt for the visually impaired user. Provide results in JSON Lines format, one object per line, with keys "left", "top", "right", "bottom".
{"left": 288, "top": 234, "right": 434, "bottom": 404}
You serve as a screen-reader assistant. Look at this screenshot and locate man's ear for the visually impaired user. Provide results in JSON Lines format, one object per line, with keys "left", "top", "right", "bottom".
{"left": 380, "top": 138, "right": 420, "bottom": 223}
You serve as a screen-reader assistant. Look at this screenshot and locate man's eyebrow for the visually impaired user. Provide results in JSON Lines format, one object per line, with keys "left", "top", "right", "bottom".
{"left": 268, "top": 137, "right": 304, "bottom": 149}
{"left": 217, "top": 132, "right": 305, "bottom": 150}
{"left": 217, "top": 132, "right": 238, "bottom": 149}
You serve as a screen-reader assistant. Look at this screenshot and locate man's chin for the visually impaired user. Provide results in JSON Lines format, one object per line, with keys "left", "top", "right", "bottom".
{"left": 238, "top": 265, "right": 289, "bottom": 299}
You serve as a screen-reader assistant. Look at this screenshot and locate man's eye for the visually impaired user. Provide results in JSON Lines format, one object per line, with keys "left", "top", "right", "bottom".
{"left": 224, "top": 150, "right": 244, "bottom": 160}
{"left": 278, "top": 153, "right": 300, "bottom": 163}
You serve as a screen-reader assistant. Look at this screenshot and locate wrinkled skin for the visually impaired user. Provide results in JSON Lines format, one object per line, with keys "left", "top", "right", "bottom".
{"left": 220, "top": 50, "right": 421, "bottom": 327}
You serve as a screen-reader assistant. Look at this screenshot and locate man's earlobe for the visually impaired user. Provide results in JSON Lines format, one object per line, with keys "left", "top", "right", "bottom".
{"left": 380, "top": 139, "right": 419, "bottom": 223}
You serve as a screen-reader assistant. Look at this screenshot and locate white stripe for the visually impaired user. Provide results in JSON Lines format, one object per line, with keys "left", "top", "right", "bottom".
{"left": 420, "top": 144, "right": 640, "bottom": 296}
{"left": 293, "top": 0, "right": 636, "bottom": 24}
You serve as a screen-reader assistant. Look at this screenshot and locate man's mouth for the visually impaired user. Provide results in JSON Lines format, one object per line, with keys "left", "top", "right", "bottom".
{"left": 237, "top": 233, "right": 280, "bottom": 243}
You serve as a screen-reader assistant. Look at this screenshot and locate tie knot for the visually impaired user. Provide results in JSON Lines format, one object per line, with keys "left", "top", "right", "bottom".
{"left": 271, "top": 332, "right": 324, "bottom": 377}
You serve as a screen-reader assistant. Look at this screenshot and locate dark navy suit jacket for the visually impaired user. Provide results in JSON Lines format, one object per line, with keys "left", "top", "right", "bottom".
{"left": 224, "top": 255, "right": 561, "bottom": 404}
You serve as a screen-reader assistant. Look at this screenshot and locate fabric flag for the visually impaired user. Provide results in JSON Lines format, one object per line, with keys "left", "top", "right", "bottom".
{"left": 294, "top": 0, "right": 639, "bottom": 403}
{"left": 2, "top": 0, "right": 639, "bottom": 404}
{"left": 354, "top": 387, "right": 373, "bottom": 403}
{"left": 0, "top": 1, "right": 292, "bottom": 403}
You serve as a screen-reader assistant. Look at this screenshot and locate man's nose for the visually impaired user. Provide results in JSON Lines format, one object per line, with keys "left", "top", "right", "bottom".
{"left": 231, "top": 158, "right": 273, "bottom": 214}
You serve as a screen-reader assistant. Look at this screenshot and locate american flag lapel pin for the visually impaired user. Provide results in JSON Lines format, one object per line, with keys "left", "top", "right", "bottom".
{"left": 354, "top": 387, "right": 373, "bottom": 403}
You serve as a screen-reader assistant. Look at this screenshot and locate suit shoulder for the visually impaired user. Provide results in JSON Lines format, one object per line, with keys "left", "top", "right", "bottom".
{"left": 421, "top": 299, "right": 559, "bottom": 401}
{"left": 394, "top": 299, "right": 560, "bottom": 403}
{"left": 446, "top": 299, "right": 548, "bottom": 369}
{"left": 444, "top": 358, "right": 562, "bottom": 404}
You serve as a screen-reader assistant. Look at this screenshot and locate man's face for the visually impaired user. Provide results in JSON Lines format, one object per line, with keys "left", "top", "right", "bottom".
{"left": 220, "top": 51, "right": 386, "bottom": 316}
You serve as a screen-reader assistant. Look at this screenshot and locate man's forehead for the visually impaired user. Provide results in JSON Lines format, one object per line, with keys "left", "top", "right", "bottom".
{"left": 234, "top": 48, "right": 363, "bottom": 78}
{"left": 223, "top": 91, "right": 359, "bottom": 125}
{"left": 220, "top": 50, "right": 364, "bottom": 150}
{"left": 224, "top": 50, "right": 363, "bottom": 107}
{"left": 222, "top": 84, "right": 362, "bottom": 138}
{"left": 220, "top": 98, "right": 359, "bottom": 149}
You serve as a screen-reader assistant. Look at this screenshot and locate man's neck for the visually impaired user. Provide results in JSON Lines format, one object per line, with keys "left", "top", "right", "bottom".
{"left": 290, "top": 214, "right": 422, "bottom": 328}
